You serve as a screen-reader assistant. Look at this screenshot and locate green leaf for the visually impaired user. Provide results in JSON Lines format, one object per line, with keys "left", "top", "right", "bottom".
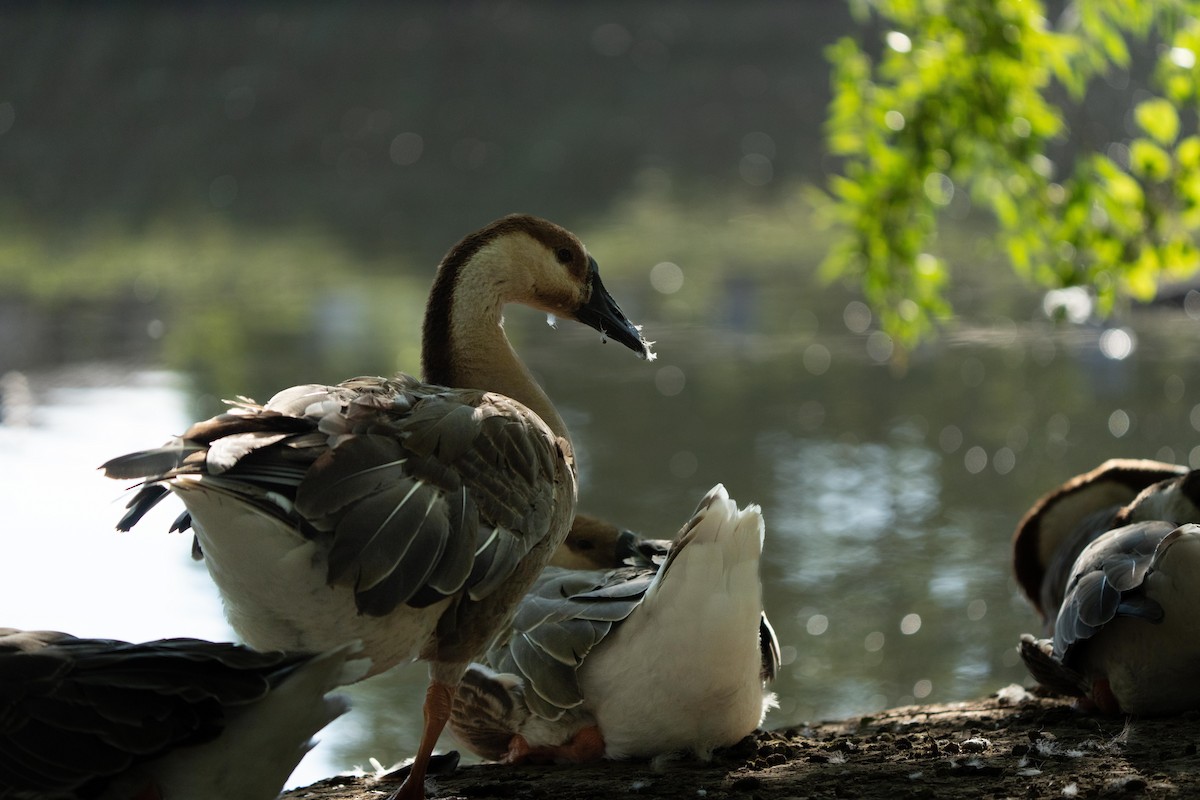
{"left": 1125, "top": 248, "right": 1161, "bottom": 300}
{"left": 1129, "top": 138, "right": 1173, "bottom": 181}
{"left": 1176, "top": 136, "right": 1200, "bottom": 169}
{"left": 1135, "top": 97, "right": 1180, "bottom": 145}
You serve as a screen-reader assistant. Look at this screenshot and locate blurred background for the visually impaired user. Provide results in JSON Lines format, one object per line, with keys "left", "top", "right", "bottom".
{"left": 2, "top": 1, "right": 1199, "bottom": 789}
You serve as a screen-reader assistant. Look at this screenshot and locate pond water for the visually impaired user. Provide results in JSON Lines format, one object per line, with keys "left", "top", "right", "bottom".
{"left": 3, "top": 293, "right": 1199, "bottom": 788}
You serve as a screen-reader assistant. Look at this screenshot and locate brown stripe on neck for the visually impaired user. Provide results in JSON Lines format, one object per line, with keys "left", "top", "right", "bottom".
{"left": 421, "top": 215, "right": 573, "bottom": 387}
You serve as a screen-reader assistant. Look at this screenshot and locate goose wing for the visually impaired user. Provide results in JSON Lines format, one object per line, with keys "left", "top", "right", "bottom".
{"left": 487, "top": 566, "right": 653, "bottom": 720}
{"left": 102, "top": 373, "right": 572, "bottom": 619}
{"left": 1012, "top": 458, "right": 1188, "bottom": 620}
{"left": 1050, "top": 520, "right": 1174, "bottom": 660}
{"left": 0, "top": 629, "right": 313, "bottom": 798}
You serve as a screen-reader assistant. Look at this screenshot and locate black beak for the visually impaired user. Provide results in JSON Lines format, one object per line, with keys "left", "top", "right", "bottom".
{"left": 574, "top": 257, "right": 655, "bottom": 360}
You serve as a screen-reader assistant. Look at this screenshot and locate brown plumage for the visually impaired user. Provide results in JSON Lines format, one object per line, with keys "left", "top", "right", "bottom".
{"left": 1011, "top": 458, "right": 1187, "bottom": 623}
{"left": 1015, "top": 461, "right": 1200, "bottom": 715}
{"left": 102, "top": 215, "right": 653, "bottom": 800}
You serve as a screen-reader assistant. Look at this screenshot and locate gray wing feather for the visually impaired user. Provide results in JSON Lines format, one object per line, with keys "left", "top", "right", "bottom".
{"left": 1052, "top": 520, "right": 1173, "bottom": 658}
{"left": 509, "top": 631, "right": 586, "bottom": 711}
{"left": 467, "top": 526, "right": 530, "bottom": 601}
{"left": 0, "top": 630, "right": 312, "bottom": 798}
{"left": 105, "top": 374, "right": 566, "bottom": 619}
{"left": 294, "top": 436, "right": 413, "bottom": 530}
{"left": 487, "top": 566, "right": 653, "bottom": 720}
{"left": 100, "top": 442, "right": 205, "bottom": 480}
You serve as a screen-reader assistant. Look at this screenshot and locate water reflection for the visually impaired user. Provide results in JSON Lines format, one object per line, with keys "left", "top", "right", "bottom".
{"left": 0, "top": 368, "right": 360, "bottom": 788}
{"left": 4, "top": 303, "right": 1200, "bottom": 784}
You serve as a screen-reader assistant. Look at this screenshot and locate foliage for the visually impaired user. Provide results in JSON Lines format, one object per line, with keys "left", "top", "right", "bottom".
{"left": 816, "top": 0, "right": 1200, "bottom": 345}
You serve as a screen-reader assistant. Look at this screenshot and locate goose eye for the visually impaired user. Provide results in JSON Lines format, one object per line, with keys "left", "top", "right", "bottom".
{"left": 555, "top": 247, "right": 573, "bottom": 265}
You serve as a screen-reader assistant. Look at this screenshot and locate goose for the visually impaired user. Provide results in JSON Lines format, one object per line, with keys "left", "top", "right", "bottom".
{"left": 1019, "top": 521, "right": 1200, "bottom": 715}
{"left": 448, "top": 484, "right": 779, "bottom": 764}
{"left": 101, "top": 214, "right": 654, "bottom": 800}
{"left": 549, "top": 512, "right": 667, "bottom": 571}
{"left": 0, "top": 629, "right": 366, "bottom": 800}
{"left": 1011, "top": 458, "right": 1188, "bottom": 626}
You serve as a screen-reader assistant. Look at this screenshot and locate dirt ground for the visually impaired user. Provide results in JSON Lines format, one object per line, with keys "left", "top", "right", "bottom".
{"left": 282, "top": 684, "right": 1200, "bottom": 799}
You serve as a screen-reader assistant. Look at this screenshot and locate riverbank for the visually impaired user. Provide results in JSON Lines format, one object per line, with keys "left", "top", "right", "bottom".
{"left": 283, "top": 686, "right": 1192, "bottom": 799}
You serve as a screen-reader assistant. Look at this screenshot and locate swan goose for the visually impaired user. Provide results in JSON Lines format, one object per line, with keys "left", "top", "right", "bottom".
{"left": 1014, "top": 462, "right": 1200, "bottom": 714}
{"left": 0, "top": 628, "right": 366, "bottom": 800}
{"left": 1011, "top": 458, "right": 1188, "bottom": 626}
{"left": 449, "top": 484, "right": 779, "bottom": 764}
{"left": 549, "top": 512, "right": 664, "bottom": 571}
{"left": 102, "top": 214, "right": 653, "bottom": 799}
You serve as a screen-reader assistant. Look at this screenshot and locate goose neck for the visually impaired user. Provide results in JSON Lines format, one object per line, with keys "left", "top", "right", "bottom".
{"left": 421, "top": 251, "right": 569, "bottom": 442}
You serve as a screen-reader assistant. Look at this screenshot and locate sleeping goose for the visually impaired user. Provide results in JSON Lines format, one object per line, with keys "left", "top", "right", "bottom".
{"left": 448, "top": 484, "right": 779, "bottom": 764}
{"left": 0, "top": 629, "right": 366, "bottom": 800}
{"left": 1011, "top": 458, "right": 1188, "bottom": 626}
{"left": 1019, "top": 521, "right": 1200, "bottom": 715}
{"left": 1016, "top": 465, "right": 1200, "bottom": 714}
{"left": 101, "top": 214, "right": 654, "bottom": 800}
{"left": 549, "top": 512, "right": 667, "bottom": 571}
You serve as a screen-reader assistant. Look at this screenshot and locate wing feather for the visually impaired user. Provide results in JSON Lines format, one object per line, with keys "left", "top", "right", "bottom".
{"left": 485, "top": 566, "right": 653, "bottom": 720}
{"left": 104, "top": 374, "right": 572, "bottom": 620}
{"left": 0, "top": 631, "right": 310, "bottom": 797}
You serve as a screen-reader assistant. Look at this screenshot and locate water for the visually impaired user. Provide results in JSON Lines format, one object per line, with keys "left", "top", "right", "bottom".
{"left": 3, "top": 302, "right": 1200, "bottom": 788}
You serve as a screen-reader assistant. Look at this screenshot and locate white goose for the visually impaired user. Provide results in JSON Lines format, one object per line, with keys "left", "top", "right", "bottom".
{"left": 449, "top": 484, "right": 779, "bottom": 764}
{"left": 0, "top": 629, "right": 366, "bottom": 800}
{"left": 102, "top": 215, "right": 653, "bottom": 799}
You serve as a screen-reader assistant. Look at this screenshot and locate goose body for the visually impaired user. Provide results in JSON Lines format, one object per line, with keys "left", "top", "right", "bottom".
{"left": 0, "top": 629, "right": 366, "bottom": 800}
{"left": 1015, "top": 461, "right": 1200, "bottom": 714}
{"left": 1020, "top": 521, "right": 1200, "bottom": 715}
{"left": 1011, "top": 458, "right": 1188, "bottom": 625}
{"left": 102, "top": 215, "right": 653, "bottom": 799}
{"left": 449, "top": 485, "right": 778, "bottom": 763}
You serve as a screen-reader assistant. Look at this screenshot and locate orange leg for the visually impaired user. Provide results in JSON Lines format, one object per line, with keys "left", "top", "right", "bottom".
{"left": 561, "top": 725, "right": 606, "bottom": 761}
{"left": 504, "top": 725, "right": 606, "bottom": 764}
{"left": 391, "top": 680, "right": 455, "bottom": 800}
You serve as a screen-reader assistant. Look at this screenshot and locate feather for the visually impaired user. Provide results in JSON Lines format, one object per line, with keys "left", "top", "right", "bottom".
{"left": 400, "top": 399, "right": 483, "bottom": 464}
{"left": 1050, "top": 520, "right": 1177, "bottom": 658}
{"left": 294, "top": 436, "right": 411, "bottom": 528}
{"left": 100, "top": 442, "right": 204, "bottom": 480}
{"left": 509, "top": 631, "right": 585, "bottom": 711}
{"left": 325, "top": 480, "right": 442, "bottom": 594}
{"left": 115, "top": 484, "right": 172, "bottom": 532}
{"left": 206, "top": 431, "right": 295, "bottom": 474}
{"left": 467, "top": 526, "right": 531, "bottom": 601}
{"left": 408, "top": 487, "right": 478, "bottom": 604}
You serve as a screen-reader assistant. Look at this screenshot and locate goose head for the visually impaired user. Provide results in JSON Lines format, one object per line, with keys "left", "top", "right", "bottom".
{"left": 423, "top": 215, "right": 653, "bottom": 385}
{"left": 550, "top": 513, "right": 669, "bottom": 571}
{"left": 1113, "top": 468, "right": 1200, "bottom": 527}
